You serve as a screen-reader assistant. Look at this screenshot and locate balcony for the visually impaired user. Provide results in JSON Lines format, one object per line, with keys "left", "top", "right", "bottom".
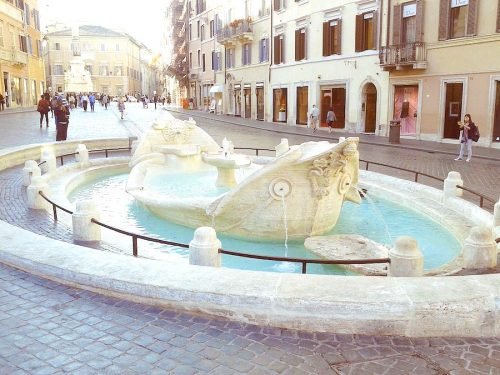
{"left": 379, "top": 42, "right": 427, "bottom": 71}
{"left": 216, "top": 20, "right": 253, "bottom": 46}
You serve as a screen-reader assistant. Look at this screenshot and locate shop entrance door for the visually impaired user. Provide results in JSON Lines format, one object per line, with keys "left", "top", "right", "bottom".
{"left": 256, "top": 86, "right": 264, "bottom": 120}
{"left": 493, "top": 81, "right": 500, "bottom": 142}
{"left": 443, "top": 82, "right": 463, "bottom": 139}
{"left": 244, "top": 87, "right": 251, "bottom": 118}
{"left": 364, "top": 83, "right": 377, "bottom": 133}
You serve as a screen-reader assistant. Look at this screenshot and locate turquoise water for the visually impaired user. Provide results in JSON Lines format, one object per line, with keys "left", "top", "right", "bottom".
{"left": 68, "top": 173, "right": 461, "bottom": 275}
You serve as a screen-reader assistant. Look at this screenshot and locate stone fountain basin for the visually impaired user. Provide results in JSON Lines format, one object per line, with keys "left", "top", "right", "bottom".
{"left": 2, "top": 139, "right": 498, "bottom": 337}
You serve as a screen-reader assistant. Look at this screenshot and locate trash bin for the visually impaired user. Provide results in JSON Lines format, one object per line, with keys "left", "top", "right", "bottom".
{"left": 389, "top": 120, "right": 401, "bottom": 144}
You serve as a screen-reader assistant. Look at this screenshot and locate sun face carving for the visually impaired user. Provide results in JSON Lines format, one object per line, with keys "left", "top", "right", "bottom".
{"left": 159, "top": 119, "right": 193, "bottom": 144}
{"left": 309, "top": 151, "right": 350, "bottom": 198}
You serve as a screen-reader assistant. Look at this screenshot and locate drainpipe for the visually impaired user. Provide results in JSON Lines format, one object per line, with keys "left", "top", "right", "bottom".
{"left": 269, "top": 5, "right": 273, "bottom": 84}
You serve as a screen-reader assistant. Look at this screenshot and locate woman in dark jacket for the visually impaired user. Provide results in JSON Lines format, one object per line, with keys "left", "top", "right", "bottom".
{"left": 54, "top": 99, "right": 70, "bottom": 141}
{"left": 37, "top": 95, "right": 51, "bottom": 128}
{"left": 454, "top": 113, "right": 477, "bottom": 162}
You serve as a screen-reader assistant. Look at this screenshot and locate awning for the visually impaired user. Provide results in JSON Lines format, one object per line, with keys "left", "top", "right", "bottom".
{"left": 209, "top": 85, "right": 224, "bottom": 93}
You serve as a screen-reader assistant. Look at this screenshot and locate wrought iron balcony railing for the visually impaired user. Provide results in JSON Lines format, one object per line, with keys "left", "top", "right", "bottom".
{"left": 216, "top": 20, "right": 253, "bottom": 44}
{"left": 379, "top": 42, "right": 427, "bottom": 70}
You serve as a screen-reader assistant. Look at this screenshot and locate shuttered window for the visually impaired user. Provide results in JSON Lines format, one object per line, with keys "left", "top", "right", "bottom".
{"left": 323, "top": 19, "right": 342, "bottom": 56}
{"left": 274, "top": 0, "right": 285, "bottom": 11}
{"left": 439, "top": 0, "right": 478, "bottom": 40}
{"left": 259, "top": 38, "right": 269, "bottom": 62}
{"left": 242, "top": 43, "right": 252, "bottom": 65}
{"left": 355, "top": 11, "right": 378, "bottom": 52}
{"left": 497, "top": 0, "right": 500, "bottom": 32}
{"left": 274, "top": 35, "right": 284, "bottom": 64}
{"left": 295, "top": 28, "right": 306, "bottom": 61}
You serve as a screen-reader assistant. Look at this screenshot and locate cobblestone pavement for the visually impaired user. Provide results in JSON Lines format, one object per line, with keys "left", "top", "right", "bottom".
{"left": 0, "top": 105, "right": 499, "bottom": 374}
{"left": 1, "top": 264, "right": 500, "bottom": 375}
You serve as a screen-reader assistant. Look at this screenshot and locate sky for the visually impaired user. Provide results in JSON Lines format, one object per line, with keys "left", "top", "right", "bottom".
{"left": 38, "top": 0, "right": 166, "bottom": 53}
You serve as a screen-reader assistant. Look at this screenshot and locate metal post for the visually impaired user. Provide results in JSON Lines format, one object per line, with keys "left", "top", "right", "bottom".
{"left": 133, "top": 236, "right": 138, "bottom": 257}
{"left": 53, "top": 204, "right": 57, "bottom": 221}
{"left": 301, "top": 262, "right": 307, "bottom": 274}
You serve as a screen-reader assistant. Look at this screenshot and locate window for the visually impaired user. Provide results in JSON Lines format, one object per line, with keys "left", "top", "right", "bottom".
{"left": 85, "top": 65, "right": 93, "bottom": 74}
{"left": 37, "top": 40, "right": 42, "bottom": 57}
{"left": 196, "top": 0, "right": 206, "bottom": 14}
{"left": 189, "top": 52, "right": 192, "bottom": 68}
{"left": 27, "top": 35, "right": 32, "bottom": 54}
{"left": 0, "top": 23, "right": 4, "bottom": 48}
{"left": 99, "top": 65, "right": 108, "bottom": 76}
{"left": 497, "top": 0, "right": 500, "bottom": 32}
{"left": 212, "top": 51, "right": 221, "bottom": 70}
{"left": 55, "top": 42, "right": 60, "bottom": 50}
{"left": 24, "top": 3, "right": 30, "bottom": 25}
{"left": 438, "top": 0, "right": 478, "bottom": 40}
{"left": 197, "top": 20, "right": 200, "bottom": 38}
{"left": 19, "top": 35, "right": 27, "bottom": 52}
{"left": 53, "top": 65, "right": 63, "bottom": 75}
{"left": 242, "top": 43, "right": 252, "bottom": 65}
{"left": 210, "top": 20, "right": 214, "bottom": 37}
{"left": 114, "top": 66, "right": 122, "bottom": 76}
{"left": 259, "top": 38, "right": 269, "bottom": 62}
{"left": 273, "top": 0, "right": 285, "bottom": 11}
{"left": 225, "top": 48, "right": 235, "bottom": 68}
{"left": 323, "top": 19, "right": 342, "bottom": 56}
{"left": 295, "top": 28, "right": 306, "bottom": 61}
{"left": 202, "top": 53, "right": 206, "bottom": 71}
{"left": 33, "top": 9, "right": 40, "bottom": 31}
{"left": 101, "top": 43, "right": 105, "bottom": 51}
{"left": 274, "top": 34, "right": 284, "bottom": 64}
{"left": 197, "top": 49, "right": 200, "bottom": 66}
{"left": 355, "top": 11, "right": 377, "bottom": 52}
{"left": 201, "top": 24, "right": 205, "bottom": 41}
{"left": 189, "top": 23, "right": 192, "bottom": 40}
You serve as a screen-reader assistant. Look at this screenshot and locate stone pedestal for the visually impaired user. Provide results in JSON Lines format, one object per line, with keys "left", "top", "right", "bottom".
{"left": 22, "top": 160, "right": 41, "bottom": 187}
{"left": 388, "top": 237, "right": 424, "bottom": 277}
{"left": 189, "top": 227, "right": 221, "bottom": 267}
{"left": 72, "top": 200, "right": 101, "bottom": 242}
{"left": 27, "top": 176, "right": 50, "bottom": 210}
{"left": 494, "top": 199, "right": 500, "bottom": 227}
{"left": 75, "top": 144, "right": 89, "bottom": 166}
{"left": 40, "top": 149, "right": 56, "bottom": 174}
{"left": 463, "top": 226, "right": 497, "bottom": 269}
{"left": 443, "top": 171, "right": 463, "bottom": 199}
{"left": 275, "top": 138, "right": 289, "bottom": 157}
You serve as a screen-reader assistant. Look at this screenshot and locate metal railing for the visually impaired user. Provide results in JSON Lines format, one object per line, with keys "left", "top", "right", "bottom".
{"left": 360, "top": 159, "right": 496, "bottom": 208}
{"left": 379, "top": 42, "right": 427, "bottom": 67}
{"left": 219, "top": 248, "right": 389, "bottom": 274}
{"left": 34, "top": 146, "right": 498, "bottom": 269}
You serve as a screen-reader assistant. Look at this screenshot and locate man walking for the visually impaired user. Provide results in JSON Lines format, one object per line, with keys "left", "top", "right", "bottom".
{"left": 89, "top": 93, "right": 96, "bottom": 112}
{"left": 0, "top": 93, "right": 5, "bottom": 111}
{"left": 310, "top": 104, "right": 320, "bottom": 132}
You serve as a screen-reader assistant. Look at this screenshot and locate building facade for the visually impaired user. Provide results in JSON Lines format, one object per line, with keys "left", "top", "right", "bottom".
{"left": 380, "top": 0, "right": 500, "bottom": 147}
{"left": 43, "top": 25, "right": 156, "bottom": 97}
{"left": 270, "top": 0, "right": 389, "bottom": 133}
{"left": 0, "top": 0, "right": 45, "bottom": 109}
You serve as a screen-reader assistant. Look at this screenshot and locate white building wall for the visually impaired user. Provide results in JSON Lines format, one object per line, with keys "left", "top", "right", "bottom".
{"left": 270, "top": 0, "right": 389, "bottom": 134}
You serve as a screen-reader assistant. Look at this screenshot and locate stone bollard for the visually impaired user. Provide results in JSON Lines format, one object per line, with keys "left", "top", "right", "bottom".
{"left": 27, "top": 176, "right": 50, "bottom": 210}
{"left": 494, "top": 198, "right": 500, "bottom": 227}
{"left": 22, "top": 160, "right": 41, "bottom": 187}
{"left": 40, "top": 148, "right": 57, "bottom": 174}
{"left": 72, "top": 200, "right": 101, "bottom": 242}
{"left": 388, "top": 237, "right": 424, "bottom": 277}
{"left": 189, "top": 227, "right": 221, "bottom": 267}
{"left": 463, "top": 226, "right": 497, "bottom": 269}
{"left": 443, "top": 171, "right": 463, "bottom": 199}
{"left": 75, "top": 144, "right": 89, "bottom": 165}
{"left": 275, "top": 138, "right": 289, "bottom": 157}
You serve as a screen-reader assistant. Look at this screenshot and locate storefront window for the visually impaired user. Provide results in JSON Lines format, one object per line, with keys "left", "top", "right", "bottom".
{"left": 393, "top": 85, "right": 418, "bottom": 135}
{"left": 296, "top": 86, "right": 308, "bottom": 125}
{"left": 256, "top": 85, "right": 264, "bottom": 120}
{"left": 273, "top": 88, "right": 287, "bottom": 122}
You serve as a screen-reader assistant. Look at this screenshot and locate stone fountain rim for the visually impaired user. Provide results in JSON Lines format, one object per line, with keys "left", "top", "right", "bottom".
{"left": 0, "top": 138, "right": 499, "bottom": 338}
